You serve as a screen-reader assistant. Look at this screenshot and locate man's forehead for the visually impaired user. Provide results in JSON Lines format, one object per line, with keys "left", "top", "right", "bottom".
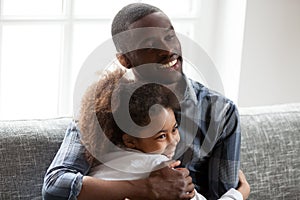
{"left": 129, "top": 27, "right": 173, "bottom": 39}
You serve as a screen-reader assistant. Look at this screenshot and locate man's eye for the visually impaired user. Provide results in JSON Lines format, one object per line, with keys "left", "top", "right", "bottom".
{"left": 144, "top": 42, "right": 154, "bottom": 48}
{"left": 165, "top": 34, "right": 175, "bottom": 41}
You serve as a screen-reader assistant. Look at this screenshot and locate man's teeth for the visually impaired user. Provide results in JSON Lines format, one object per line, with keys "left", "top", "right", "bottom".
{"left": 160, "top": 59, "right": 177, "bottom": 69}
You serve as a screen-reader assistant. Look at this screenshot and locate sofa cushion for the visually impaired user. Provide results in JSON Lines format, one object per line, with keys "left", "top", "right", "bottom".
{"left": 0, "top": 103, "right": 299, "bottom": 199}
{"left": 0, "top": 118, "right": 70, "bottom": 200}
{"left": 239, "top": 103, "right": 300, "bottom": 200}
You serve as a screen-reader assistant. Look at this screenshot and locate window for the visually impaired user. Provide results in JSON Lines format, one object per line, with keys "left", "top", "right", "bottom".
{"left": 0, "top": 0, "right": 200, "bottom": 120}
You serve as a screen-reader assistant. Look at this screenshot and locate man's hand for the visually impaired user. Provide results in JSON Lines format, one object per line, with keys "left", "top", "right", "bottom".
{"left": 237, "top": 170, "right": 250, "bottom": 200}
{"left": 147, "top": 160, "right": 195, "bottom": 200}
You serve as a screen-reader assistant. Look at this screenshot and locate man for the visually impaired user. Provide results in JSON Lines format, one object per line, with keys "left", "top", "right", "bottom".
{"left": 43, "top": 3, "right": 243, "bottom": 200}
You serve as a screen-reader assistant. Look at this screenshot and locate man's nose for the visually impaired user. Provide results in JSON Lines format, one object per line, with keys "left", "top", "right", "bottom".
{"left": 158, "top": 49, "right": 173, "bottom": 58}
{"left": 157, "top": 41, "right": 173, "bottom": 57}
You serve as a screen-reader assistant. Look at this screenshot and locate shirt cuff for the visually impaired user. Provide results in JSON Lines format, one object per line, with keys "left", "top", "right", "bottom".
{"left": 69, "top": 173, "right": 84, "bottom": 200}
{"left": 220, "top": 188, "right": 243, "bottom": 200}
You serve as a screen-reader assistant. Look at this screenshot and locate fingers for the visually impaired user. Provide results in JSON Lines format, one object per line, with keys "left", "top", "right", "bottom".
{"left": 168, "top": 167, "right": 194, "bottom": 198}
{"left": 167, "top": 160, "right": 190, "bottom": 178}
{"left": 148, "top": 164, "right": 194, "bottom": 200}
{"left": 168, "top": 160, "right": 181, "bottom": 168}
{"left": 186, "top": 180, "right": 195, "bottom": 194}
{"left": 180, "top": 187, "right": 195, "bottom": 200}
{"left": 239, "top": 170, "right": 247, "bottom": 183}
{"left": 177, "top": 169, "right": 194, "bottom": 198}
{"left": 174, "top": 167, "right": 190, "bottom": 178}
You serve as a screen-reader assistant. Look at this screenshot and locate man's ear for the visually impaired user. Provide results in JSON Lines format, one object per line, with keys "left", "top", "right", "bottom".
{"left": 116, "top": 53, "right": 131, "bottom": 69}
{"left": 122, "top": 134, "right": 137, "bottom": 149}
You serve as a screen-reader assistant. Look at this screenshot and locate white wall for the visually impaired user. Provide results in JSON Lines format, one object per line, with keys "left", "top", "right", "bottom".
{"left": 238, "top": 0, "right": 300, "bottom": 107}
{"left": 194, "top": 0, "right": 247, "bottom": 104}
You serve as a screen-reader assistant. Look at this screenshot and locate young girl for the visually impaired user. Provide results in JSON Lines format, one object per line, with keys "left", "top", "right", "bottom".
{"left": 79, "top": 69, "right": 248, "bottom": 200}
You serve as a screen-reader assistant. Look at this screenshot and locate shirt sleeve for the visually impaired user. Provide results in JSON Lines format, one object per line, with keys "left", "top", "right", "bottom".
{"left": 42, "top": 121, "right": 91, "bottom": 200}
{"left": 192, "top": 188, "right": 242, "bottom": 200}
{"left": 208, "top": 102, "right": 241, "bottom": 199}
{"left": 218, "top": 188, "right": 243, "bottom": 200}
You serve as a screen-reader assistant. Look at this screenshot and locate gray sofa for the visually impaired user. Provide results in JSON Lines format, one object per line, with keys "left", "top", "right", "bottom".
{"left": 0, "top": 103, "right": 299, "bottom": 200}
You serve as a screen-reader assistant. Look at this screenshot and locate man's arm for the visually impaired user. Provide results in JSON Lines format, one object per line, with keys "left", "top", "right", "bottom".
{"left": 216, "top": 170, "right": 250, "bottom": 200}
{"left": 208, "top": 102, "right": 241, "bottom": 199}
{"left": 42, "top": 121, "right": 90, "bottom": 199}
{"left": 43, "top": 121, "right": 195, "bottom": 200}
{"left": 78, "top": 164, "right": 195, "bottom": 200}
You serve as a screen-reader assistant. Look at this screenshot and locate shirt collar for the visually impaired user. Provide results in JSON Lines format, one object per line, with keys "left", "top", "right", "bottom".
{"left": 181, "top": 74, "right": 198, "bottom": 105}
{"left": 130, "top": 69, "right": 198, "bottom": 105}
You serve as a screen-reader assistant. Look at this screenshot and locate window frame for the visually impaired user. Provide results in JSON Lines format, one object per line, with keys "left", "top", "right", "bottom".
{"left": 0, "top": 0, "right": 200, "bottom": 120}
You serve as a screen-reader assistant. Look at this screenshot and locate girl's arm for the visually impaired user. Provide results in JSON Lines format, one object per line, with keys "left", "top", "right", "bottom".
{"left": 78, "top": 162, "right": 195, "bottom": 200}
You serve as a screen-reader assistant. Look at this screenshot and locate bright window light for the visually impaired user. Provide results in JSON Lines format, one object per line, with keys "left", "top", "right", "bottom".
{"left": 74, "top": 0, "right": 134, "bottom": 18}
{"left": 141, "top": 0, "right": 195, "bottom": 17}
{"left": 74, "top": 0, "right": 196, "bottom": 18}
{"left": 0, "top": 24, "right": 62, "bottom": 120}
{"left": 0, "top": 0, "right": 199, "bottom": 120}
{"left": 2, "top": 0, "right": 63, "bottom": 17}
{"left": 71, "top": 22, "right": 111, "bottom": 88}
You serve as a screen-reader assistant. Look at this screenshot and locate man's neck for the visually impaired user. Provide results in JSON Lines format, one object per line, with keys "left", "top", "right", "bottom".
{"left": 131, "top": 69, "right": 187, "bottom": 101}
{"left": 165, "top": 77, "right": 187, "bottom": 102}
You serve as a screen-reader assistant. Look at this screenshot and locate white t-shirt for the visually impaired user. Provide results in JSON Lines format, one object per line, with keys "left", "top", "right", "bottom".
{"left": 88, "top": 150, "right": 242, "bottom": 200}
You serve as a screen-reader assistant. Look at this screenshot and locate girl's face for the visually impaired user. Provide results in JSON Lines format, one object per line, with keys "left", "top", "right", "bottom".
{"left": 123, "top": 108, "right": 180, "bottom": 159}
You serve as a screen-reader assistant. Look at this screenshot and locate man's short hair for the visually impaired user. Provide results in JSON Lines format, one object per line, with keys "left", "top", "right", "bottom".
{"left": 111, "top": 3, "right": 162, "bottom": 52}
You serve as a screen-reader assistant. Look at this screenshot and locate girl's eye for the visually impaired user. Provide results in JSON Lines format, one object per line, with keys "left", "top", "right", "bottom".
{"left": 157, "top": 134, "right": 166, "bottom": 139}
{"left": 172, "top": 124, "right": 179, "bottom": 132}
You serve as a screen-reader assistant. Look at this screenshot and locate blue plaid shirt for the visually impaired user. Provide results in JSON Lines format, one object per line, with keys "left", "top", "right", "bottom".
{"left": 42, "top": 77, "right": 241, "bottom": 200}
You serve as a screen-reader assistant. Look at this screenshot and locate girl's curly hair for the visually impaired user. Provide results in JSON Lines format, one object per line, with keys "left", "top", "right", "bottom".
{"left": 79, "top": 69, "right": 180, "bottom": 165}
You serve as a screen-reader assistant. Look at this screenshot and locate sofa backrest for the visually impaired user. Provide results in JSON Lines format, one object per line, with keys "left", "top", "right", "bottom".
{"left": 239, "top": 103, "right": 300, "bottom": 200}
{"left": 0, "top": 118, "right": 70, "bottom": 200}
{"left": 0, "top": 103, "right": 299, "bottom": 199}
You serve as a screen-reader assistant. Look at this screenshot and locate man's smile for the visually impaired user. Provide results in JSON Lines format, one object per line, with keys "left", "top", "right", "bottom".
{"left": 158, "top": 57, "right": 181, "bottom": 71}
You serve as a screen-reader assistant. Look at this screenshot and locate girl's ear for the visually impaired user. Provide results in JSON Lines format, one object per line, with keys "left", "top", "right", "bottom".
{"left": 122, "top": 134, "right": 137, "bottom": 149}
{"left": 116, "top": 53, "right": 131, "bottom": 69}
